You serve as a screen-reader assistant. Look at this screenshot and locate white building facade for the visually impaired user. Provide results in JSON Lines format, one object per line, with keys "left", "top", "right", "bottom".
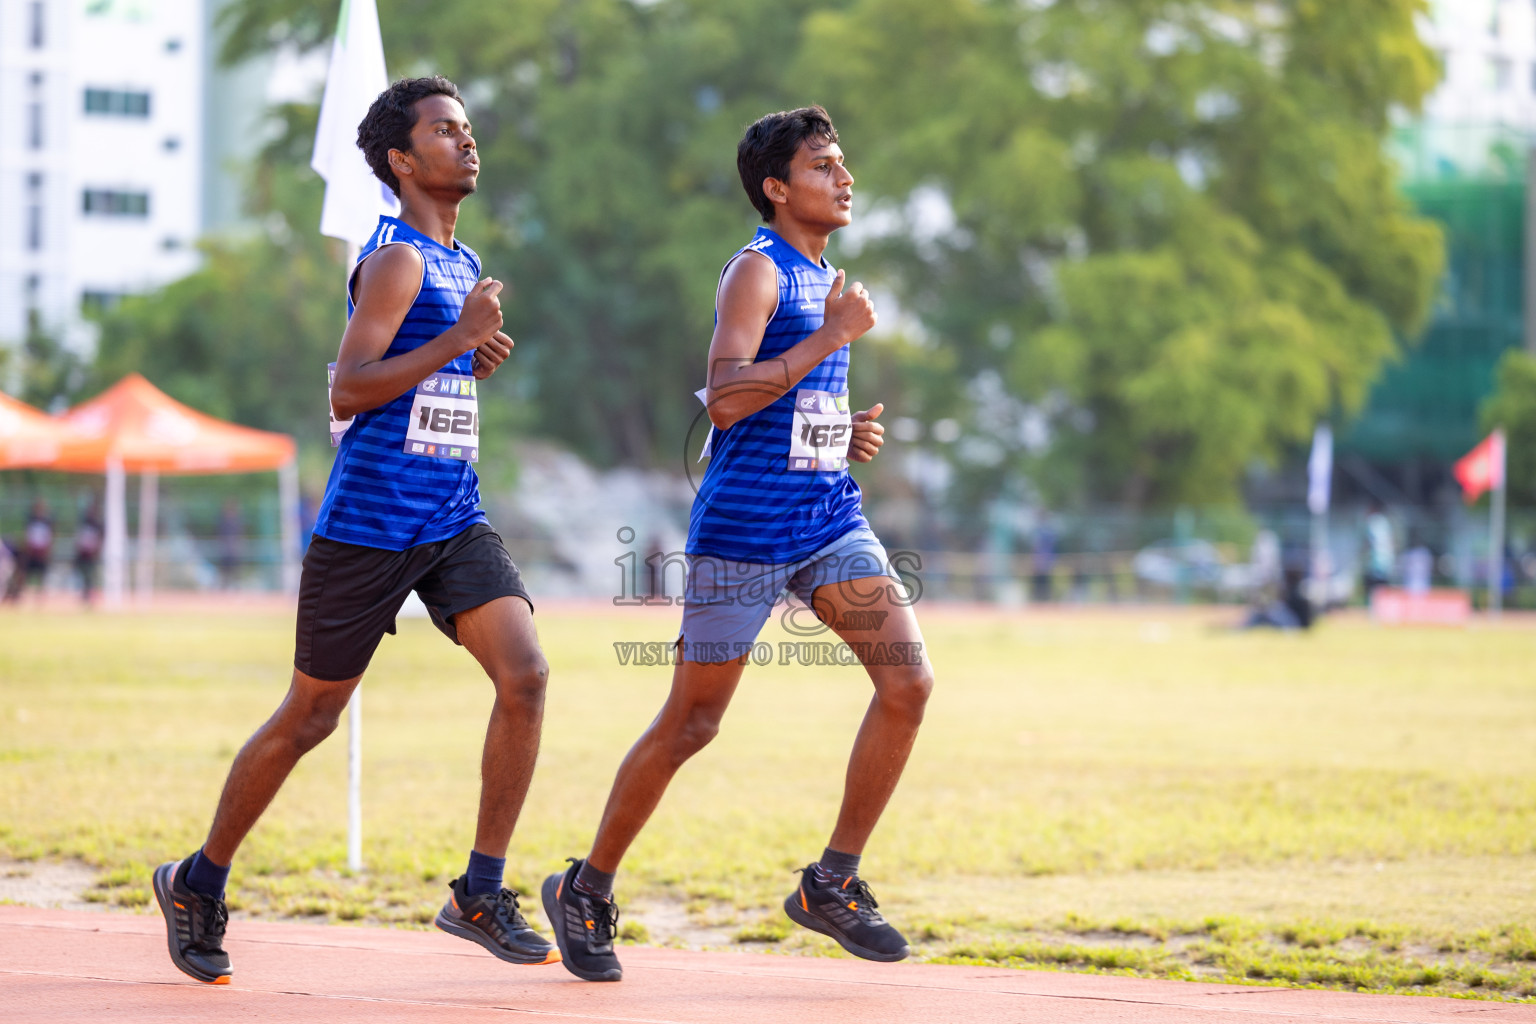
{"left": 0, "top": 0, "right": 204, "bottom": 359}
{"left": 1405, "top": 0, "right": 1536, "bottom": 180}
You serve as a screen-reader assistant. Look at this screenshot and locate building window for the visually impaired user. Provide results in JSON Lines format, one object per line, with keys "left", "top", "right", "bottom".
{"left": 1494, "top": 58, "right": 1513, "bottom": 92}
{"left": 28, "top": 102, "right": 44, "bottom": 149}
{"left": 29, "top": 2, "right": 45, "bottom": 48}
{"left": 162, "top": 136, "right": 180, "bottom": 152}
{"left": 164, "top": 38, "right": 182, "bottom": 53}
{"left": 26, "top": 173, "right": 44, "bottom": 251}
{"left": 83, "top": 89, "right": 151, "bottom": 118}
{"left": 82, "top": 189, "right": 150, "bottom": 217}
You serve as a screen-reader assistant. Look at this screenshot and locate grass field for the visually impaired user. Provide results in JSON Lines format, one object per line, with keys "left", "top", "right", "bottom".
{"left": 1, "top": 602, "right": 1534, "bottom": 1000}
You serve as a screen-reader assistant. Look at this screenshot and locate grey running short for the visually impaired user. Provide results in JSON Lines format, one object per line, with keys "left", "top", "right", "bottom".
{"left": 679, "top": 526, "right": 901, "bottom": 663}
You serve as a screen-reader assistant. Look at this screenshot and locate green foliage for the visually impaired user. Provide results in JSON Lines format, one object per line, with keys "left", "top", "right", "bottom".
{"left": 1480, "top": 349, "right": 1536, "bottom": 506}
{"left": 102, "top": 0, "right": 1441, "bottom": 501}
{"left": 803, "top": 0, "right": 1443, "bottom": 506}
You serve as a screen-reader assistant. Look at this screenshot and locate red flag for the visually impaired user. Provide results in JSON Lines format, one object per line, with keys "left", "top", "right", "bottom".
{"left": 1453, "top": 430, "right": 1506, "bottom": 503}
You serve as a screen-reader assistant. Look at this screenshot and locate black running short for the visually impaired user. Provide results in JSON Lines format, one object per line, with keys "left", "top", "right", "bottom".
{"left": 294, "top": 522, "right": 533, "bottom": 681}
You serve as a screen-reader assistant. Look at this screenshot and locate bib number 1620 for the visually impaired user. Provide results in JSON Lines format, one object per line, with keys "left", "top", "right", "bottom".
{"left": 404, "top": 372, "right": 479, "bottom": 462}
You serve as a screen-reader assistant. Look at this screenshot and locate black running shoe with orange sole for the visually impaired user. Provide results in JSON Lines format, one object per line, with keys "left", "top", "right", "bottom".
{"left": 541, "top": 858, "right": 623, "bottom": 982}
{"left": 784, "top": 865, "right": 910, "bottom": 962}
{"left": 435, "top": 875, "right": 561, "bottom": 965}
{"left": 152, "top": 857, "right": 233, "bottom": 984}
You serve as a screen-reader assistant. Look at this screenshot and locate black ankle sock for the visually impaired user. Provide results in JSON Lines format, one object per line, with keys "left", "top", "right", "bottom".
{"left": 574, "top": 860, "right": 615, "bottom": 898}
{"left": 185, "top": 848, "right": 230, "bottom": 899}
{"left": 815, "top": 846, "right": 861, "bottom": 883}
{"left": 465, "top": 849, "right": 506, "bottom": 897}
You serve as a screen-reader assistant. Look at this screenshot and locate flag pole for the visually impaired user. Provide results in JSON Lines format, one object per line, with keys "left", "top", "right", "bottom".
{"left": 314, "top": 0, "right": 391, "bottom": 875}
{"left": 342, "top": 241, "right": 363, "bottom": 873}
{"left": 1488, "top": 429, "right": 1507, "bottom": 618}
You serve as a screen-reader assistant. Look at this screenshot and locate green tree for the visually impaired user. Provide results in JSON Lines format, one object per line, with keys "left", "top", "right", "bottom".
{"left": 105, "top": 0, "right": 1443, "bottom": 512}
{"left": 1480, "top": 348, "right": 1536, "bottom": 507}
{"left": 802, "top": 0, "right": 1443, "bottom": 507}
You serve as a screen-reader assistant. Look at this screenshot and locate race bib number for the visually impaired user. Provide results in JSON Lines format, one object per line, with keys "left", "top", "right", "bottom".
{"left": 404, "top": 372, "right": 479, "bottom": 462}
{"left": 788, "top": 389, "right": 851, "bottom": 471}
{"left": 327, "top": 362, "right": 353, "bottom": 446}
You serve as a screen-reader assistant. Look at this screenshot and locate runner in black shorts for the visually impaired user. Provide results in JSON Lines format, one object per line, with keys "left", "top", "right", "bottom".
{"left": 152, "top": 76, "right": 559, "bottom": 985}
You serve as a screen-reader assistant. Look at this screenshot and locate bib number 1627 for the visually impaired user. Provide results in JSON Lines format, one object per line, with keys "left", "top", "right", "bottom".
{"left": 418, "top": 406, "right": 478, "bottom": 436}
{"left": 799, "top": 422, "right": 849, "bottom": 449}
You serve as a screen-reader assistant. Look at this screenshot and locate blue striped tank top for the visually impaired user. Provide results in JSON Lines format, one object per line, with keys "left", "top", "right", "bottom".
{"left": 313, "top": 216, "right": 488, "bottom": 550}
{"left": 686, "top": 226, "right": 867, "bottom": 563}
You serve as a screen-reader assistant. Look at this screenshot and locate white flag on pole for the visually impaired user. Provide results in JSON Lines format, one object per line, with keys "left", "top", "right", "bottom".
{"left": 311, "top": 0, "right": 398, "bottom": 247}
{"left": 1307, "top": 423, "right": 1333, "bottom": 516}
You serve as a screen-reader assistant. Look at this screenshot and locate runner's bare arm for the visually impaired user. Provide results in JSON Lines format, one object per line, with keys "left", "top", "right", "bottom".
{"left": 330, "top": 245, "right": 504, "bottom": 420}
{"left": 703, "top": 256, "right": 876, "bottom": 430}
{"left": 849, "top": 402, "right": 885, "bottom": 463}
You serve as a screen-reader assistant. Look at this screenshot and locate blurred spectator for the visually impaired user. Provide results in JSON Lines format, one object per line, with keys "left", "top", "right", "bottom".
{"left": 1251, "top": 529, "right": 1281, "bottom": 595}
{"left": 0, "top": 537, "right": 18, "bottom": 603}
{"left": 218, "top": 498, "right": 243, "bottom": 589}
{"left": 75, "top": 501, "right": 104, "bottom": 607}
{"left": 20, "top": 499, "right": 53, "bottom": 603}
{"left": 1031, "top": 515, "right": 1057, "bottom": 602}
{"left": 1362, "top": 504, "right": 1394, "bottom": 601}
{"left": 1243, "top": 536, "right": 1313, "bottom": 630}
{"left": 1402, "top": 535, "right": 1433, "bottom": 596}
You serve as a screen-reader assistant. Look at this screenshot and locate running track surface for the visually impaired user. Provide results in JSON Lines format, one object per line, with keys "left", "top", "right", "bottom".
{"left": 3, "top": 907, "right": 1532, "bottom": 1023}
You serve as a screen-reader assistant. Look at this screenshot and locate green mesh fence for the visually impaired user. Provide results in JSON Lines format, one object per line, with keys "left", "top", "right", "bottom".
{"left": 1343, "top": 179, "right": 1524, "bottom": 462}
{"left": 1345, "top": 122, "right": 1528, "bottom": 464}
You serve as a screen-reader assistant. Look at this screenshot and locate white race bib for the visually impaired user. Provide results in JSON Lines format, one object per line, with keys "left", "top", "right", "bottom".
{"left": 403, "top": 372, "right": 479, "bottom": 462}
{"left": 327, "top": 362, "right": 354, "bottom": 446}
{"left": 788, "top": 389, "right": 851, "bottom": 471}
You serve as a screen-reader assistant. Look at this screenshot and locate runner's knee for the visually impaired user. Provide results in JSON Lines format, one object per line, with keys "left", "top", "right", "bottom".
{"left": 876, "top": 663, "right": 933, "bottom": 721}
{"left": 291, "top": 703, "right": 346, "bottom": 753}
{"left": 666, "top": 704, "right": 724, "bottom": 764}
{"left": 491, "top": 656, "right": 549, "bottom": 711}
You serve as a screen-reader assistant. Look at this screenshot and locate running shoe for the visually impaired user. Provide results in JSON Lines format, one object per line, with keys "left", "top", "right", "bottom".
{"left": 540, "top": 858, "right": 623, "bottom": 981}
{"left": 783, "top": 864, "right": 910, "bottom": 962}
{"left": 152, "top": 857, "right": 232, "bottom": 984}
{"left": 435, "top": 875, "right": 560, "bottom": 965}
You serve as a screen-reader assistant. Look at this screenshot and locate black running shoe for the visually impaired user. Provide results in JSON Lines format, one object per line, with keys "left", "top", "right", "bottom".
{"left": 152, "top": 857, "right": 232, "bottom": 985}
{"left": 540, "top": 858, "right": 623, "bottom": 981}
{"left": 783, "top": 865, "right": 910, "bottom": 962}
{"left": 435, "top": 875, "right": 560, "bottom": 965}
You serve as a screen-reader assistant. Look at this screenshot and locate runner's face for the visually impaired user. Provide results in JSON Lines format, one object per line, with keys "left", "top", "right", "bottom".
{"left": 777, "top": 138, "right": 853, "bottom": 229}
{"left": 401, "top": 95, "right": 478, "bottom": 196}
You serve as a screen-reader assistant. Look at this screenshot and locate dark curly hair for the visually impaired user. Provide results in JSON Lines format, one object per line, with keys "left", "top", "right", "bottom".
{"left": 357, "top": 76, "right": 463, "bottom": 197}
{"left": 736, "top": 106, "right": 839, "bottom": 222}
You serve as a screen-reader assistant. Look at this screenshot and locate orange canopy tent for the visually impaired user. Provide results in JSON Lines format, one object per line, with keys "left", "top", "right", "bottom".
{"left": 55, "top": 373, "right": 295, "bottom": 474}
{"left": 0, "top": 391, "right": 108, "bottom": 470}
{"left": 6, "top": 374, "right": 301, "bottom": 606}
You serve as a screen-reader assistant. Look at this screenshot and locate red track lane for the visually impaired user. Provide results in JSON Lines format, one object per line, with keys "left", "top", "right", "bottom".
{"left": 3, "top": 907, "right": 1533, "bottom": 1023}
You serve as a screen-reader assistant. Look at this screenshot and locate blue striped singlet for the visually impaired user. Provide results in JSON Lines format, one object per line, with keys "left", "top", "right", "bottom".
{"left": 686, "top": 226, "right": 868, "bottom": 563}
{"left": 313, "top": 216, "right": 488, "bottom": 550}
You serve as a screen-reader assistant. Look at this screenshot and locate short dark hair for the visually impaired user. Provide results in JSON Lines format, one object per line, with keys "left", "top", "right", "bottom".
{"left": 736, "top": 106, "right": 839, "bottom": 222}
{"left": 357, "top": 76, "right": 463, "bottom": 197}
